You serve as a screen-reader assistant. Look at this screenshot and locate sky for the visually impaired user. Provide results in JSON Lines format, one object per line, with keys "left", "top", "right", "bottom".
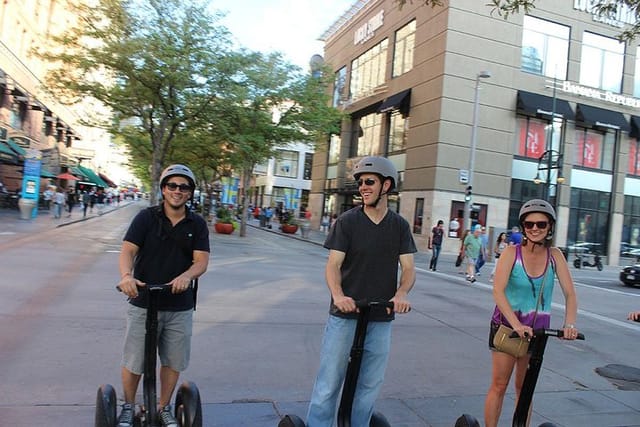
{"left": 209, "top": 0, "right": 356, "bottom": 71}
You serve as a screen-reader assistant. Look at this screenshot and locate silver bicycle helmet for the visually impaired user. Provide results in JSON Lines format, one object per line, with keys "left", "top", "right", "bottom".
{"left": 160, "top": 164, "right": 196, "bottom": 189}
{"left": 353, "top": 156, "right": 397, "bottom": 191}
{"left": 518, "top": 199, "right": 556, "bottom": 223}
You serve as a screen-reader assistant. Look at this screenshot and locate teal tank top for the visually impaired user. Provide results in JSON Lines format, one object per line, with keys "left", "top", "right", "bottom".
{"left": 492, "top": 245, "right": 555, "bottom": 329}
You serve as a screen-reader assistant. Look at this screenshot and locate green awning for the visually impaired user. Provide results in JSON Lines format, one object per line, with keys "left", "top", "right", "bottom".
{"left": 40, "top": 169, "right": 57, "bottom": 178}
{"left": 0, "top": 142, "right": 18, "bottom": 163}
{"left": 77, "top": 165, "right": 109, "bottom": 188}
{"left": 6, "top": 138, "right": 26, "bottom": 156}
{"left": 69, "top": 166, "right": 88, "bottom": 179}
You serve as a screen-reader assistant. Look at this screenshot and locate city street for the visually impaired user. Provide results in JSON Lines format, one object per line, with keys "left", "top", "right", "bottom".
{"left": 0, "top": 202, "right": 639, "bottom": 426}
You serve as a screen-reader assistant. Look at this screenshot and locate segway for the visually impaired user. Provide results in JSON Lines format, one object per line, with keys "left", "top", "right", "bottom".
{"left": 95, "top": 283, "right": 203, "bottom": 427}
{"left": 455, "top": 328, "right": 585, "bottom": 427}
{"left": 279, "top": 300, "right": 396, "bottom": 427}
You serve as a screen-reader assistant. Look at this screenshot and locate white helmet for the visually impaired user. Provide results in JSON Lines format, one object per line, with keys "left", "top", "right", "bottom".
{"left": 160, "top": 164, "right": 195, "bottom": 189}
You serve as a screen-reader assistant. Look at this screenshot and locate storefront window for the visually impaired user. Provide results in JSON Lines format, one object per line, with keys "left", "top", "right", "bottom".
{"left": 515, "top": 116, "right": 562, "bottom": 160}
{"left": 333, "top": 66, "right": 347, "bottom": 107}
{"left": 521, "top": 16, "right": 569, "bottom": 77}
{"left": 568, "top": 188, "right": 610, "bottom": 252}
{"left": 574, "top": 128, "right": 614, "bottom": 171}
{"left": 634, "top": 46, "right": 640, "bottom": 98}
{"left": 413, "top": 197, "right": 424, "bottom": 234}
{"left": 628, "top": 139, "right": 640, "bottom": 176}
{"left": 350, "top": 39, "right": 388, "bottom": 101}
{"left": 328, "top": 134, "right": 340, "bottom": 164}
{"left": 355, "top": 113, "right": 382, "bottom": 157}
{"left": 579, "top": 32, "right": 624, "bottom": 93}
{"left": 393, "top": 20, "right": 416, "bottom": 77}
{"left": 274, "top": 150, "right": 298, "bottom": 178}
{"left": 387, "top": 111, "right": 407, "bottom": 153}
{"left": 622, "top": 195, "right": 640, "bottom": 254}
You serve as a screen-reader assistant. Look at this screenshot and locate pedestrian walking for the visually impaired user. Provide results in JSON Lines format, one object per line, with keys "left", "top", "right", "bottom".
{"left": 305, "top": 156, "right": 416, "bottom": 427}
{"left": 484, "top": 199, "right": 578, "bottom": 427}
{"left": 66, "top": 188, "right": 76, "bottom": 217}
{"left": 115, "top": 164, "right": 210, "bottom": 427}
{"left": 82, "top": 191, "right": 90, "bottom": 217}
{"left": 320, "top": 211, "right": 331, "bottom": 234}
{"left": 490, "top": 232, "right": 508, "bottom": 281}
{"left": 53, "top": 188, "right": 65, "bottom": 219}
{"left": 428, "top": 220, "right": 444, "bottom": 271}
{"left": 463, "top": 225, "right": 482, "bottom": 283}
{"left": 475, "top": 225, "right": 489, "bottom": 275}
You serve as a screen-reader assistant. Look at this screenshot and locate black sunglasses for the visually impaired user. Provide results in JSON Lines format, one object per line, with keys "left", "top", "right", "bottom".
{"left": 523, "top": 221, "right": 548, "bottom": 230}
{"left": 165, "top": 182, "right": 192, "bottom": 193}
{"left": 357, "top": 178, "right": 377, "bottom": 187}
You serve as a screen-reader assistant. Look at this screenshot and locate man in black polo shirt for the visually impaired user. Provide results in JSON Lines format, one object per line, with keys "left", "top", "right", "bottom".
{"left": 116, "top": 164, "right": 209, "bottom": 427}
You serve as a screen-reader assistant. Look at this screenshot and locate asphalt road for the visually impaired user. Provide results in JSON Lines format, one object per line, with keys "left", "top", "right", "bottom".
{"left": 0, "top": 202, "right": 638, "bottom": 427}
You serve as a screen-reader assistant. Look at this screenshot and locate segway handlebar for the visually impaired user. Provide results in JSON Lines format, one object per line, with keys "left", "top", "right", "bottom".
{"left": 116, "top": 283, "right": 172, "bottom": 292}
{"left": 353, "top": 300, "right": 411, "bottom": 313}
{"left": 509, "top": 328, "right": 585, "bottom": 340}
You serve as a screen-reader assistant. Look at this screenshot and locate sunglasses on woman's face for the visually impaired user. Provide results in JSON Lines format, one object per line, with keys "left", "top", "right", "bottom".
{"left": 357, "top": 178, "right": 377, "bottom": 187}
{"left": 523, "top": 221, "right": 548, "bottom": 230}
{"left": 165, "top": 182, "right": 192, "bottom": 193}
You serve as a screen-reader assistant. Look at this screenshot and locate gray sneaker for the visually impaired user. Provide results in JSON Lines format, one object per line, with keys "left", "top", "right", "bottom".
{"left": 117, "top": 403, "right": 134, "bottom": 427}
{"left": 159, "top": 405, "right": 178, "bottom": 427}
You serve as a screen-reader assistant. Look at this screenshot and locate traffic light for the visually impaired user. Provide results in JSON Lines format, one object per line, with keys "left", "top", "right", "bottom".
{"left": 465, "top": 185, "right": 472, "bottom": 202}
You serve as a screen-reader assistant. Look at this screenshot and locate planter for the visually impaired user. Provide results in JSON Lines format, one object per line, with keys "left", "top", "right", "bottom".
{"left": 281, "top": 224, "right": 298, "bottom": 234}
{"left": 214, "top": 222, "right": 234, "bottom": 234}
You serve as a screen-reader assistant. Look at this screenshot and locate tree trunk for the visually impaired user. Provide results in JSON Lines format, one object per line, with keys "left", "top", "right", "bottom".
{"left": 239, "top": 165, "right": 252, "bottom": 237}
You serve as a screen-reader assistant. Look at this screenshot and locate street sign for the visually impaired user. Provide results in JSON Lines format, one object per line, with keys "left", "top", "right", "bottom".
{"left": 459, "top": 169, "right": 469, "bottom": 184}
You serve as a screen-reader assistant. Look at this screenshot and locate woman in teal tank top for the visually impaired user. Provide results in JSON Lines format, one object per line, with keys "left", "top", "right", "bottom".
{"left": 484, "top": 200, "right": 579, "bottom": 427}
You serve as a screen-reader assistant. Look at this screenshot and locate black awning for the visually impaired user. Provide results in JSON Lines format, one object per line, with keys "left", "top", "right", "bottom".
{"left": 576, "top": 103, "right": 630, "bottom": 131}
{"left": 631, "top": 116, "right": 640, "bottom": 139}
{"left": 516, "top": 90, "right": 575, "bottom": 120}
{"left": 377, "top": 89, "right": 411, "bottom": 116}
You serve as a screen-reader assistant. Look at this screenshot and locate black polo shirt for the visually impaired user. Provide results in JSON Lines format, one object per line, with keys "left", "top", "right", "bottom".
{"left": 124, "top": 204, "right": 210, "bottom": 311}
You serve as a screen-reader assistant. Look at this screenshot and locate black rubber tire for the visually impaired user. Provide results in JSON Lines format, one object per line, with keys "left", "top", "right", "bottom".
{"left": 175, "top": 381, "right": 202, "bottom": 427}
{"left": 573, "top": 259, "right": 581, "bottom": 269}
{"left": 370, "top": 411, "right": 391, "bottom": 427}
{"left": 454, "top": 414, "right": 481, "bottom": 427}
{"left": 538, "top": 423, "right": 558, "bottom": 427}
{"left": 278, "top": 414, "right": 306, "bottom": 427}
{"left": 596, "top": 263, "right": 603, "bottom": 271}
{"left": 95, "top": 384, "right": 117, "bottom": 427}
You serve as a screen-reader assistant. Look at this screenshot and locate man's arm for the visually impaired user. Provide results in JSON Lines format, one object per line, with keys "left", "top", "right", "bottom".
{"left": 118, "top": 241, "right": 143, "bottom": 297}
{"left": 391, "top": 253, "right": 415, "bottom": 313}
{"left": 326, "top": 249, "right": 356, "bottom": 312}
{"left": 170, "top": 250, "right": 209, "bottom": 294}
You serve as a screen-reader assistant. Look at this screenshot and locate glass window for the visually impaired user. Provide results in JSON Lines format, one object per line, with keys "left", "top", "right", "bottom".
{"left": 579, "top": 32, "right": 624, "bottom": 93}
{"left": 568, "top": 188, "right": 610, "bottom": 252}
{"left": 515, "top": 116, "right": 562, "bottom": 159}
{"left": 328, "top": 134, "right": 340, "bottom": 164}
{"left": 622, "top": 195, "right": 640, "bottom": 254}
{"left": 333, "top": 66, "right": 347, "bottom": 107}
{"left": 634, "top": 46, "right": 640, "bottom": 98}
{"left": 628, "top": 139, "right": 640, "bottom": 176}
{"left": 388, "top": 112, "right": 408, "bottom": 153}
{"left": 521, "top": 16, "right": 569, "bottom": 77}
{"left": 350, "top": 39, "right": 388, "bottom": 101}
{"left": 393, "top": 20, "right": 416, "bottom": 78}
{"left": 413, "top": 197, "right": 424, "bottom": 234}
{"left": 574, "top": 128, "right": 614, "bottom": 171}
{"left": 274, "top": 150, "right": 298, "bottom": 178}
{"left": 355, "top": 113, "right": 382, "bottom": 157}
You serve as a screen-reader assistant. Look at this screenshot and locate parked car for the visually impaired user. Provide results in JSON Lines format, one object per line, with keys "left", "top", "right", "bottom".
{"left": 620, "top": 264, "right": 640, "bottom": 287}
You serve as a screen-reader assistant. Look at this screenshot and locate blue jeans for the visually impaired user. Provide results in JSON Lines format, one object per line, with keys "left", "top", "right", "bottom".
{"left": 306, "top": 315, "right": 392, "bottom": 427}
{"left": 429, "top": 244, "right": 441, "bottom": 270}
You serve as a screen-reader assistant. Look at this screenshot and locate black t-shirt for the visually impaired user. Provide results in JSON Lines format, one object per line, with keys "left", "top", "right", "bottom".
{"left": 324, "top": 206, "right": 417, "bottom": 321}
{"left": 124, "top": 205, "right": 210, "bottom": 311}
{"left": 431, "top": 226, "right": 444, "bottom": 246}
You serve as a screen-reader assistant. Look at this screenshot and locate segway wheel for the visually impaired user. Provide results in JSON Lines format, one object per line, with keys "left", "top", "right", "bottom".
{"left": 573, "top": 259, "right": 581, "bottom": 269}
{"left": 370, "top": 410, "right": 391, "bottom": 427}
{"left": 95, "top": 384, "right": 118, "bottom": 427}
{"left": 175, "top": 381, "right": 202, "bottom": 427}
{"left": 278, "top": 414, "right": 306, "bottom": 427}
{"left": 454, "top": 413, "right": 481, "bottom": 427}
{"left": 596, "top": 263, "right": 603, "bottom": 271}
{"left": 538, "top": 423, "right": 558, "bottom": 427}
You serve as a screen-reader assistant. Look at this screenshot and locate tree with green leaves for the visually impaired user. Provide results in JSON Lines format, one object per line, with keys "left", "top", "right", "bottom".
{"left": 396, "top": 0, "right": 640, "bottom": 41}
{"left": 37, "top": 0, "right": 238, "bottom": 205}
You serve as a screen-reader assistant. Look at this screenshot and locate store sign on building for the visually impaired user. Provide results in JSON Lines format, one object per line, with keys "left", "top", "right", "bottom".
{"left": 354, "top": 10, "right": 384, "bottom": 45}
{"left": 574, "top": 0, "right": 635, "bottom": 28}
{"left": 558, "top": 80, "right": 640, "bottom": 108}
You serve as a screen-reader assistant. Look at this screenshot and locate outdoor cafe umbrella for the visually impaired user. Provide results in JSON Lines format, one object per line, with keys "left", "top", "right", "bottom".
{"left": 56, "top": 172, "right": 79, "bottom": 181}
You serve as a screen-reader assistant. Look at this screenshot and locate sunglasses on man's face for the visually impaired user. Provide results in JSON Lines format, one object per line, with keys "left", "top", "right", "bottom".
{"left": 165, "top": 182, "right": 192, "bottom": 193}
{"left": 357, "top": 178, "right": 377, "bottom": 187}
{"left": 523, "top": 221, "right": 548, "bottom": 230}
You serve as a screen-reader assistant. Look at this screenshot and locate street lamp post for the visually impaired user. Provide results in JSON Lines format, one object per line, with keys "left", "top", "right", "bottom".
{"left": 533, "top": 149, "right": 565, "bottom": 201}
{"left": 463, "top": 71, "right": 491, "bottom": 232}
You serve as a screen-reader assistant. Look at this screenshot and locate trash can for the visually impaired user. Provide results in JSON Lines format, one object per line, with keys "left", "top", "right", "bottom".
{"left": 300, "top": 220, "right": 311, "bottom": 239}
{"left": 18, "top": 198, "right": 36, "bottom": 220}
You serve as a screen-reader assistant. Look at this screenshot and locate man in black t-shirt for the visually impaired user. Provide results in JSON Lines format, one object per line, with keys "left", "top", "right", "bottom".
{"left": 429, "top": 219, "right": 445, "bottom": 271}
{"left": 306, "top": 156, "right": 416, "bottom": 427}
{"left": 116, "top": 164, "right": 209, "bottom": 427}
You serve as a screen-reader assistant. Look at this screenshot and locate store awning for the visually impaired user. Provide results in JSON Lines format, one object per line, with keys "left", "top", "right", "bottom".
{"left": 6, "top": 138, "right": 26, "bottom": 157}
{"left": 77, "top": 165, "right": 109, "bottom": 188}
{"left": 98, "top": 172, "right": 117, "bottom": 188}
{"left": 516, "top": 90, "right": 575, "bottom": 120}
{"left": 68, "top": 166, "right": 87, "bottom": 179}
{"left": 576, "top": 103, "right": 630, "bottom": 131}
{"left": 377, "top": 89, "right": 411, "bottom": 116}
{"left": 631, "top": 116, "right": 640, "bottom": 139}
{"left": 0, "top": 141, "right": 18, "bottom": 163}
{"left": 40, "top": 168, "right": 57, "bottom": 179}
